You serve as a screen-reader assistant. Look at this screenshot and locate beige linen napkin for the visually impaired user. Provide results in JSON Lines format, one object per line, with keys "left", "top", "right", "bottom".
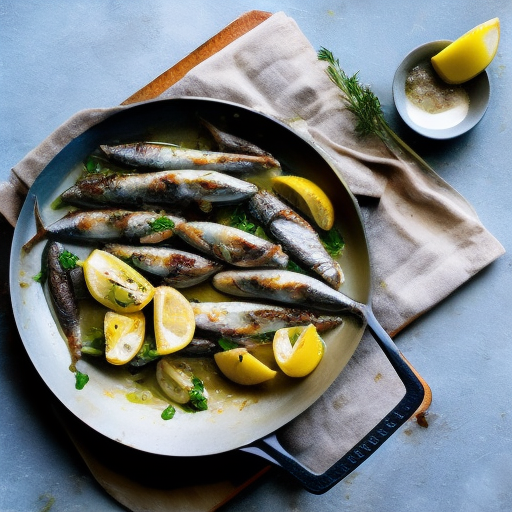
{"left": 2, "top": 11, "right": 505, "bottom": 510}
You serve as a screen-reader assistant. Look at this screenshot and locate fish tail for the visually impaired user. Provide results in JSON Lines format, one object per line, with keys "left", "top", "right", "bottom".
{"left": 199, "top": 117, "right": 269, "bottom": 157}
{"left": 22, "top": 199, "right": 48, "bottom": 252}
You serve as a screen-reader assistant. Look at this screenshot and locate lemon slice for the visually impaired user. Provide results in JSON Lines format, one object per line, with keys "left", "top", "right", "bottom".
{"left": 104, "top": 310, "right": 145, "bottom": 365}
{"left": 214, "top": 348, "right": 277, "bottom": 385}
{"left": 273, "top": 324, "right": 325, "bottom": 377}
{"left": 431, "top": 18, "right": 500, "bottom": 84}
{"left": 271, "top": 175, "right": 335, "bottom": 230}
{"left": 83, "top": 249, "right": 155, "bottom": 313}
{"left": 154, "top": 286, "right": 195, "bottom": 355}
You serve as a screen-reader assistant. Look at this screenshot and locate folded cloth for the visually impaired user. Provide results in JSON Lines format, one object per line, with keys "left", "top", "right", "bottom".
{"left": 1, "top": 10, "right": 505, "bottom": 509}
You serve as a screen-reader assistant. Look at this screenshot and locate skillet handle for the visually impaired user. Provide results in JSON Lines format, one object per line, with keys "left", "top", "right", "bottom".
{"left": 240, "top": 307, "right": 426, "bottom": 495}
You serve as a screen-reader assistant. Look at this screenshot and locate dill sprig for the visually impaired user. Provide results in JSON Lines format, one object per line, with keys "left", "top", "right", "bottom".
{"left": 318, "top": 47, "right": 385, "bottom": 138}
{"left": 317, "top": 47, "right": 462, "bottom": 199}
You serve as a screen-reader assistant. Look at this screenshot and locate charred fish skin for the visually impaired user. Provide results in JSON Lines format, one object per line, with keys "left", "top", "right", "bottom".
{"left": 175, "top": 221, "right": 289, "bottom": 268}
{"left": 103, "top": 243, "right": 223, "bottom": 288}
{"left": 212, "top": 269, "right": 365, "bottom": 318}
{"left": 248, "top": 190, "right": 344, "bottom": 289}
{"left": 60, "top": 170, "right": 258, "bottom": 209}
{"left": 100, "top": 142, "right": 280, "bottom": 173}
{"left": 192, "top": 301, "right": 343, "bottom": 338}
{"left": 46, "top": 241, "right": 82, "bottom": 369}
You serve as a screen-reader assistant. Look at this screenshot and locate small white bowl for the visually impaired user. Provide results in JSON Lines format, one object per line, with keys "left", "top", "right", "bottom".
{"left": 393, "top": 40, "right": 490, "bottom": 139}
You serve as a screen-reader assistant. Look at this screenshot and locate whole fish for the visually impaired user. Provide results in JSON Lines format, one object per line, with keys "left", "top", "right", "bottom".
{"left": 192, "top": 301, "right": 344, "bottom": 338}
{"left": 22, "top": 205, "right": 184, "bottom": 253}
{"left": 100, "top": 142, "right": 280, "bottom": 173}
{"left": 213, "top": 269, "right": 365, "bottom": 318}
{"left": 200, "top": 118, "right": 275, "bottom": 158}
{"left": 104, "top": 243, "right": 223, "bottom": 288}
{"left": 248, "top": 190, "right": 344, "bottom": 289}
{"left": 46, "top": 241, "right": 81, "bottom": 369}
{"left": 60, "top": 170, "right": 258, "bottom": 209}
{"left": 175, "top": 221, "right": 289, "bottom": 268}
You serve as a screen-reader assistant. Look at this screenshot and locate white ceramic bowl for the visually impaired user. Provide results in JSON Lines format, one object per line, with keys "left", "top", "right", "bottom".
{"left": 393, "top": 40, "right": 490, "bottom": 139}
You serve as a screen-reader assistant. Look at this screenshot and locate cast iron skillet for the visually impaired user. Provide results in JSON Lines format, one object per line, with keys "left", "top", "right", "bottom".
{"left": 10, "top": 97, "right": 425, "bottom": 494}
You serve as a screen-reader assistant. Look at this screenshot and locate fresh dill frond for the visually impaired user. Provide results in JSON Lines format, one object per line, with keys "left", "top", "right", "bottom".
{"left": 318, "top": 47, "right": 386, "bottom": 138}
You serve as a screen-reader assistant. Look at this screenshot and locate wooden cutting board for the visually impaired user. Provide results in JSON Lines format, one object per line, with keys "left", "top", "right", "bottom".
{"left": 122, "top": 10, "right": 273, "bottom": 105}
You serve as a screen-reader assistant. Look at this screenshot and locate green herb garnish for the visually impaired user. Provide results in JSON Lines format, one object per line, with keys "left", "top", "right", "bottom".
{"left": 161, "top": 405, "right": 176, "bottom": 420}
{"left": 75, "top": 370, "right": 89, "bottom": 390}
{"left": 320, "top": 228, "right": 345, "bottom": 257}
{"left": 188, "top": 377, "right": 208, "bottom": 411}
{"left": 218, "top": 337, "right": 239, "bottom": 351}
{"left": 130, "top": 337, "right": 160, "bottom": 367}
{"left": 286, "top": 260, "right": 308, "bottom": 274}
{"left": 229, "top": 206, "right": 257, "bottom": 233}
{"left": 149, "top": 216, "right": 175, "bottom": 233}
{"left": 58, "top": 250, "right": 80, "bottom": 270}
{"left": 84, "top": 155, "right": 106, "bottom": 174}
{"left": 32, "top": 271, "right": 43, "bottom": 283}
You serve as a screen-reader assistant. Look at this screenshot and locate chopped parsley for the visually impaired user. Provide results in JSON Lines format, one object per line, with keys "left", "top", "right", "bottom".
{"left": 75, "top": 370, "right": 89, "bottom": 390}
{"left": 230, "top": 207, "right": 257, "bottom": 233}
{"left": 149, "top": 216, "right": 175, "bottom": 233}
{"left": 84, "top": 155, "right": 105, "bottom": 174}
{"left": 130, "top": 337, "right": 160, "bottom": 367}
{"left": 188, "top": 377, "right": 208, "bottom": 411}
{"left": 161, "top": 405, "right": 176, "bottom": 420}
{"left": 58, "top": 250, "right": 80, "bottom": 270}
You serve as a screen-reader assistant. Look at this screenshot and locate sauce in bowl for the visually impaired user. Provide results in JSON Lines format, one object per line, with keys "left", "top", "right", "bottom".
{"left": 405, "top": 62, "right": 470, "bottom": 130}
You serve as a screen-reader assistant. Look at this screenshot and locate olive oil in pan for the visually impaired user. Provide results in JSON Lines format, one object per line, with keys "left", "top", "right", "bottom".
{"left": 77, "top": 298, "right": 295, "bottom": 414}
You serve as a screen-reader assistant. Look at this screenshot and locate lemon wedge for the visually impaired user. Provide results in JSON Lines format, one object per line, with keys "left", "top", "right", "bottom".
{"left": 104, "top": 310, "right": 145, "bottom": 365}
{"left": 431, "top": 18, "right": 500, "bottom": 84}
{"left": 153, "top": 286, "right": 195, "bottom": 355}
{"left": 83, "top": 249, "right": 155, "bottom": 313}
{"left": 214, "top": 348, "right": 277, "bottom": 385}
{"left": 273, "top": 324, "right": 325, "bottom": 378}
{"left": 271, "top": 175, "right": 335, "bottom": 230}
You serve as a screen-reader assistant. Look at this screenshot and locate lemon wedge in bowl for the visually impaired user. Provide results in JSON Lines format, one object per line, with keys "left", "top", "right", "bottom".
{"left": 431, "top": 18, "right": 500, "bottom": 84}
{"left": 271, "top": 175, "right": 335, "bottom": 230}
{"left": 273, "top": 324, "right": 325, "bottom": 378}
{"left": 104, "top": 310, "right": 145, "bottom": 365}
{"left": 83, "top": 249, "right": 155, "bottom": 313}
{"left": 153, "top": 286, "right": 195, "bottom": 355}
{"left": 214, "top": 348, "right": 277, "bottom": 385}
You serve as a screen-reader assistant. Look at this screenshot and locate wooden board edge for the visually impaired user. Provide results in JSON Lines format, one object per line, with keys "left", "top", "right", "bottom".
{"left": 122, "top": 10, "right": 273, "bottom": 105}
